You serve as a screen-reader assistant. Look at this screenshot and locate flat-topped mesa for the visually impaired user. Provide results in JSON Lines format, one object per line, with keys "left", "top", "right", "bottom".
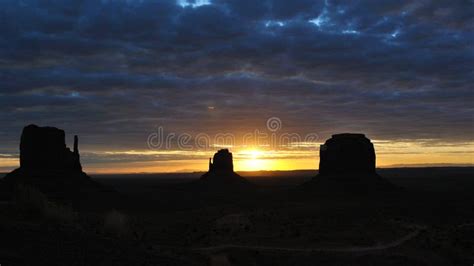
{"left": 208, "top": 149, "right": 234, "bottom": 174}
{"left": 319, "top": 133, "right": 375, "bottom": 175}
{"left": 19, "top": 124, "right": 82, "bottom": 173}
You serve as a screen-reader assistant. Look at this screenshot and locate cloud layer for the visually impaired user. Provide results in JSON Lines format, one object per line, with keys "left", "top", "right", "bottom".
{"left": 0, "top": 0, "right": 473, "bottom": 159}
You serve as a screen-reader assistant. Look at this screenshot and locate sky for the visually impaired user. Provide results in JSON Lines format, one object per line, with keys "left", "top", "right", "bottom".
{"left": 0, "top": 0, "right": 473, "bottom": 173}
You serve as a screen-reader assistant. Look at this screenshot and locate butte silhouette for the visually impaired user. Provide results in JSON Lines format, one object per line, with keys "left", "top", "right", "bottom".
{"left": 192, "top": 149, "right": 255, "bottom": 193}
{"left": 301, "top": 133, "right": 394, "bottom": 196}
{"left": 2, "top": 124, "right": 105, "bottom": 200}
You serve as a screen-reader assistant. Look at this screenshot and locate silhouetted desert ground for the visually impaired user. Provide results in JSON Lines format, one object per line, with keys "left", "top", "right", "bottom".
{"left": 1, "top": 167, "right": 473, "bottom": 265}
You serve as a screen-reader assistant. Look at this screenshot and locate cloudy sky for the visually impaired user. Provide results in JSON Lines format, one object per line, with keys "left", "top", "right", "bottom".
{"left": 0, "top": 0, "right": 473, "bottom": 173}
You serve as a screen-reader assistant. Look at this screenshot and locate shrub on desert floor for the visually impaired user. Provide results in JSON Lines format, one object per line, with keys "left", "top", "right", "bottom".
{"left": 103, "top": 210, "right": 133, "bottom": 238}
{"left": 14, "top": 184, "right": 78, "bottom": 223}
{"left": 102, "top": 210, "right": 147, "bottom": 241}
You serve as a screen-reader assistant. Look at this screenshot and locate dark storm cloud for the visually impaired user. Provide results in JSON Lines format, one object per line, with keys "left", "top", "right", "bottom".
{"left": 0, "top": 0, "right": 473, "bottom": 155}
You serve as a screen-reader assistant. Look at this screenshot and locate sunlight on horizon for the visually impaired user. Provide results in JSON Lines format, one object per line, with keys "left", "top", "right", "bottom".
{"left": 235, "top": 149, "right": 276, "bottom": 171}
{"left": 0, "top": 140, "right": 473, "bottom": 174}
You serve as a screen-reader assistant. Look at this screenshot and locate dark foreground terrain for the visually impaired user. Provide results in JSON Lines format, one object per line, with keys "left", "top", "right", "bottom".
{"left": 0, "top": 167, "right": 473, "bottom": 265}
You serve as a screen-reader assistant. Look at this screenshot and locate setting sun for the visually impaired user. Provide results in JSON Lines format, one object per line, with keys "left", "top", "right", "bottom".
{"left": 235, "top": 149, "right": 267, "bottom": 171}
{"left": 240, "top": 149, "right": 264, "bottom": 159}
{"left": 232, "top": 149, "right": 312, "bottom": 171}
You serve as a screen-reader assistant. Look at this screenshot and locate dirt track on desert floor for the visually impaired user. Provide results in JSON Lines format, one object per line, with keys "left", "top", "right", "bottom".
{"left": 191, "top": 227, "right": 425, "bottom": 254}
{"left": 154, "top": 225, "right": 426, "bottom": 256}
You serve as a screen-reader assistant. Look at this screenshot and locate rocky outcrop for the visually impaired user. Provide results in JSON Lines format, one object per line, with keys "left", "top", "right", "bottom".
{"left": 2, "top": 125, "right": 107, "bottom": 201}
{"left": 19, "top": 124, "right": 82, "bottom": 173}
{"left": 299, "top": 133, "right": 394, "bottom": 197}
{"left": 319, "top": 133, "right": 375, "bottom": 175}
{"left": 196, "top": 149, "right": 254, "bottom": 193}
{"left": 208, "top": 149, "right": 234, "bottom": 174}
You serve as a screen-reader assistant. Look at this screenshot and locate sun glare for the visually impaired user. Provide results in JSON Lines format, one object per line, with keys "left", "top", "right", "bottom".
{"left": 237, "top": 158, "right": 273, "bottom": 171}
{"left": 235, "top": 149, "right": 268, "bottom": 171}
{"left": 242, "top": 149, "right": 264, "bottom": 159}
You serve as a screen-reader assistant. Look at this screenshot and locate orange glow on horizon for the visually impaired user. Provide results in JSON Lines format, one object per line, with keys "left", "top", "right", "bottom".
{"left": 0, "top": 140, "right": 472, "bottom": 174}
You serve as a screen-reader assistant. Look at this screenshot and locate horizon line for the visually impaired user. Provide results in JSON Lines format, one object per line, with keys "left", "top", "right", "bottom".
{"left": 76, "top": 164, "right": 474, "bottom": 175}
{"left": 1, "top": 164, "right": 473, "bottom": 176}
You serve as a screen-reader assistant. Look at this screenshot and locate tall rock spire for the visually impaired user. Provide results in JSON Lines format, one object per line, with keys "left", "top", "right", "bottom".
{"left": 74, "top": 135, "right": 79, "bottom": 155}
